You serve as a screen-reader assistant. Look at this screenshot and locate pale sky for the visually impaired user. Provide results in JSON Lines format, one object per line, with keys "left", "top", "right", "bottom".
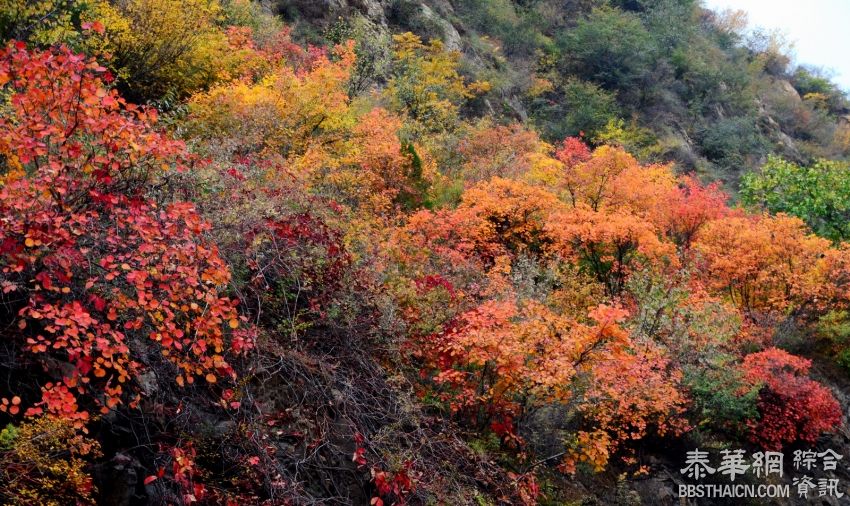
{"left": 703, "top": 0, "right": 850, "bottom": 90}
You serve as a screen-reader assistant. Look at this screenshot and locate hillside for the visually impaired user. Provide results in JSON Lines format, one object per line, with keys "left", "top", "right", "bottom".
{"left": 276, "top": 0, "right": 850, "bottom": 189}
{"left": 2, "top": 1, "right": 850, "bottom": 505}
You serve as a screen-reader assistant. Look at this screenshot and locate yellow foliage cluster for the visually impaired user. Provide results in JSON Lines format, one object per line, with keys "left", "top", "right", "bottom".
{"left": 387, "top": 32, "right": 490, "bottom": 134}
{"left": 0, "top": 417, "right": 101, "bottom": 505}
{"left": 0, "top": 0, "right": 286, "bottom": 101}
{"left": 188, "top": 41, "right": 355, "bottom": 157}
{"left": 108, "top": 0, "right": 229, "bottom": 98}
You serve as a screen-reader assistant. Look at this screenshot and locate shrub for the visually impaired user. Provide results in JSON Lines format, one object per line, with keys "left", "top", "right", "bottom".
{"left": 455, "top": 0, "right": 548, "bottom": 57}
{"left": 684, "top": 355, "right": 759, "bottom": 436}
{"left": 108, "top": 0, "right": 232, "bottom": 102}
{"left": 741, "top": 348, "right": 841, "bottom": 450}
{"left": 593, "top": 118, "right": 662, "bottom": 161}
{"left": 325, "top": 15, "right": 392, "bottom": 96}
{"left": 698, "top": 116, "right": 765, "bottom": 172}
{"left": 0, "top": 0, "right": 120, "bottom": 54}
{"left": 0, "top": 43, "right": 247, "bottom": 422}
{"left": 557, "top": 6, "right": 655, "bottom": 91}
{"left": 244, "top": 212, "right": 352, "bottom": 334}
{"left": 0, "top": 417, "right": 101, "bottom": 506}
{"left": 792, "top": 66, "right": 848, "bottom": 115}
{"left": 530, "top": 78, "right": 620, "bottom": 141}
{"left": 386, "top": 32, "right": 490, "bottom": 135}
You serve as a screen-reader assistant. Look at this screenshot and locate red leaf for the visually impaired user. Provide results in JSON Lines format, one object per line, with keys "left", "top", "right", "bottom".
{"left": 90, "top": 294, "right": 106, "bottom": 312}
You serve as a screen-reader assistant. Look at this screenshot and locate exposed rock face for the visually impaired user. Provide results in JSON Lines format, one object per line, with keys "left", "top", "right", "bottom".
{"left": 354, "top": 0, "right": 389, "bottom": 22}
{"left": 417, "top": 3, "right": 461, "bottom": 50}
{"left": 278, "top": 0, "right": 461, "bottom": 49}
{"left": 633, "top": 479, "right": 677, "bottom": 506}
{"left": 777, "top": 78, "right": 803, "bottom": 104}
{"left": 756, "top": 78, "right": 806, "bottom": 161}
{"left": 94, "top": 453, "right": 140, "bottom": 506}
{"left": 280, "top": 0, "right": 350, "bottom": 20}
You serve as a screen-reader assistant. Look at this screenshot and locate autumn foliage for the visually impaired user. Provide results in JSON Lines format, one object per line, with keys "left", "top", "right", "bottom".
{"left": 0, "top": 44, "right": 247, "bottom": 423}
{"left": 741, "top": 348, "right": 842, "bottom": 450}
{"left": 0, "top": 9, "right": 849, "bottom": 505}
{"left": 384, "top": 135, "right": 845, "bottom": 477}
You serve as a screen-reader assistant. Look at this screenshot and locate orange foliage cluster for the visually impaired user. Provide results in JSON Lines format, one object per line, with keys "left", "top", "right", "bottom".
{"left": 0, "top": 44, "right": 249, "bottom": 424}
{"left": 386, "top": 136, "right": 847, "bottom": 473}
{"left": 455, "top": 121, "right": 543, "bottom": 183}
{"left": 2, "top": 15, "right": 850, "bottom": 503}
{"left": 696, "top": 214, "right": 836, "bottom": 313}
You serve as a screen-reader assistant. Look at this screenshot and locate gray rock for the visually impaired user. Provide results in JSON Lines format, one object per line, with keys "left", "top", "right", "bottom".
{"left": 137, "top": 370, "right": 158, "bottom": 396}
{"left": 657, "top": 485, "right": 676, "bottom": 506}
{"left": 94, "top": 453, "right": 140, "bottom": 506}
{"left": 419, "top": 3, "right": 461, "bottom": 51}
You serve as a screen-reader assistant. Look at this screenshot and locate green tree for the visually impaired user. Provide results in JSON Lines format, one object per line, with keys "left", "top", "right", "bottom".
{"left": 741, "top": 155, "right": 850, "bottom": 242}
{"left": 557, "top": 6, "right": 655, "bottom": 91}
{"left": 530, "top": 78, "right": 620, "bottom": 141}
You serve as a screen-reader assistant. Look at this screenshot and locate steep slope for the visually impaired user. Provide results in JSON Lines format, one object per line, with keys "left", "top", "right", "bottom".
{"left": 276, "top": 0, "right": 850, "bottom": 189}
{"left": 2, "top": 2, "right": 850, "bottom": 505}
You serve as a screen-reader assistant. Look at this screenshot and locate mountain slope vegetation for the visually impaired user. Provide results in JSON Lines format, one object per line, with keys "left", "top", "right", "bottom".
{"left": 280, "top": 0, "right": 850, "bottom": 188}
{"left": 1, "top": 1, "right": 850, "bottom": 505}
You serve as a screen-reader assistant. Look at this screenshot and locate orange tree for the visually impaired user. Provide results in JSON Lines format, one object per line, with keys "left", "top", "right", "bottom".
{"left": 383, "top": 146, "right": 693, "bottom": 472}
{"left": 693, "top": 213, "right": 832, "bottom": 314}
{"left": 384, "top": 137, "right": 847, "bottom": 479}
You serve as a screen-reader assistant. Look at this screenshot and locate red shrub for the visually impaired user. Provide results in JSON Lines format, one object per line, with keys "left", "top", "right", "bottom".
{"left": 245, "top": 211, "right": 351, "bottom": 322}
{"left": 0, "top": 43, "right": 248, "bottom": 423}
{"left": 555, "top": 136, "right": 592, "bottom": 168}
{"left": 742, "top": 348, "right": 841, "bottom": 450}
